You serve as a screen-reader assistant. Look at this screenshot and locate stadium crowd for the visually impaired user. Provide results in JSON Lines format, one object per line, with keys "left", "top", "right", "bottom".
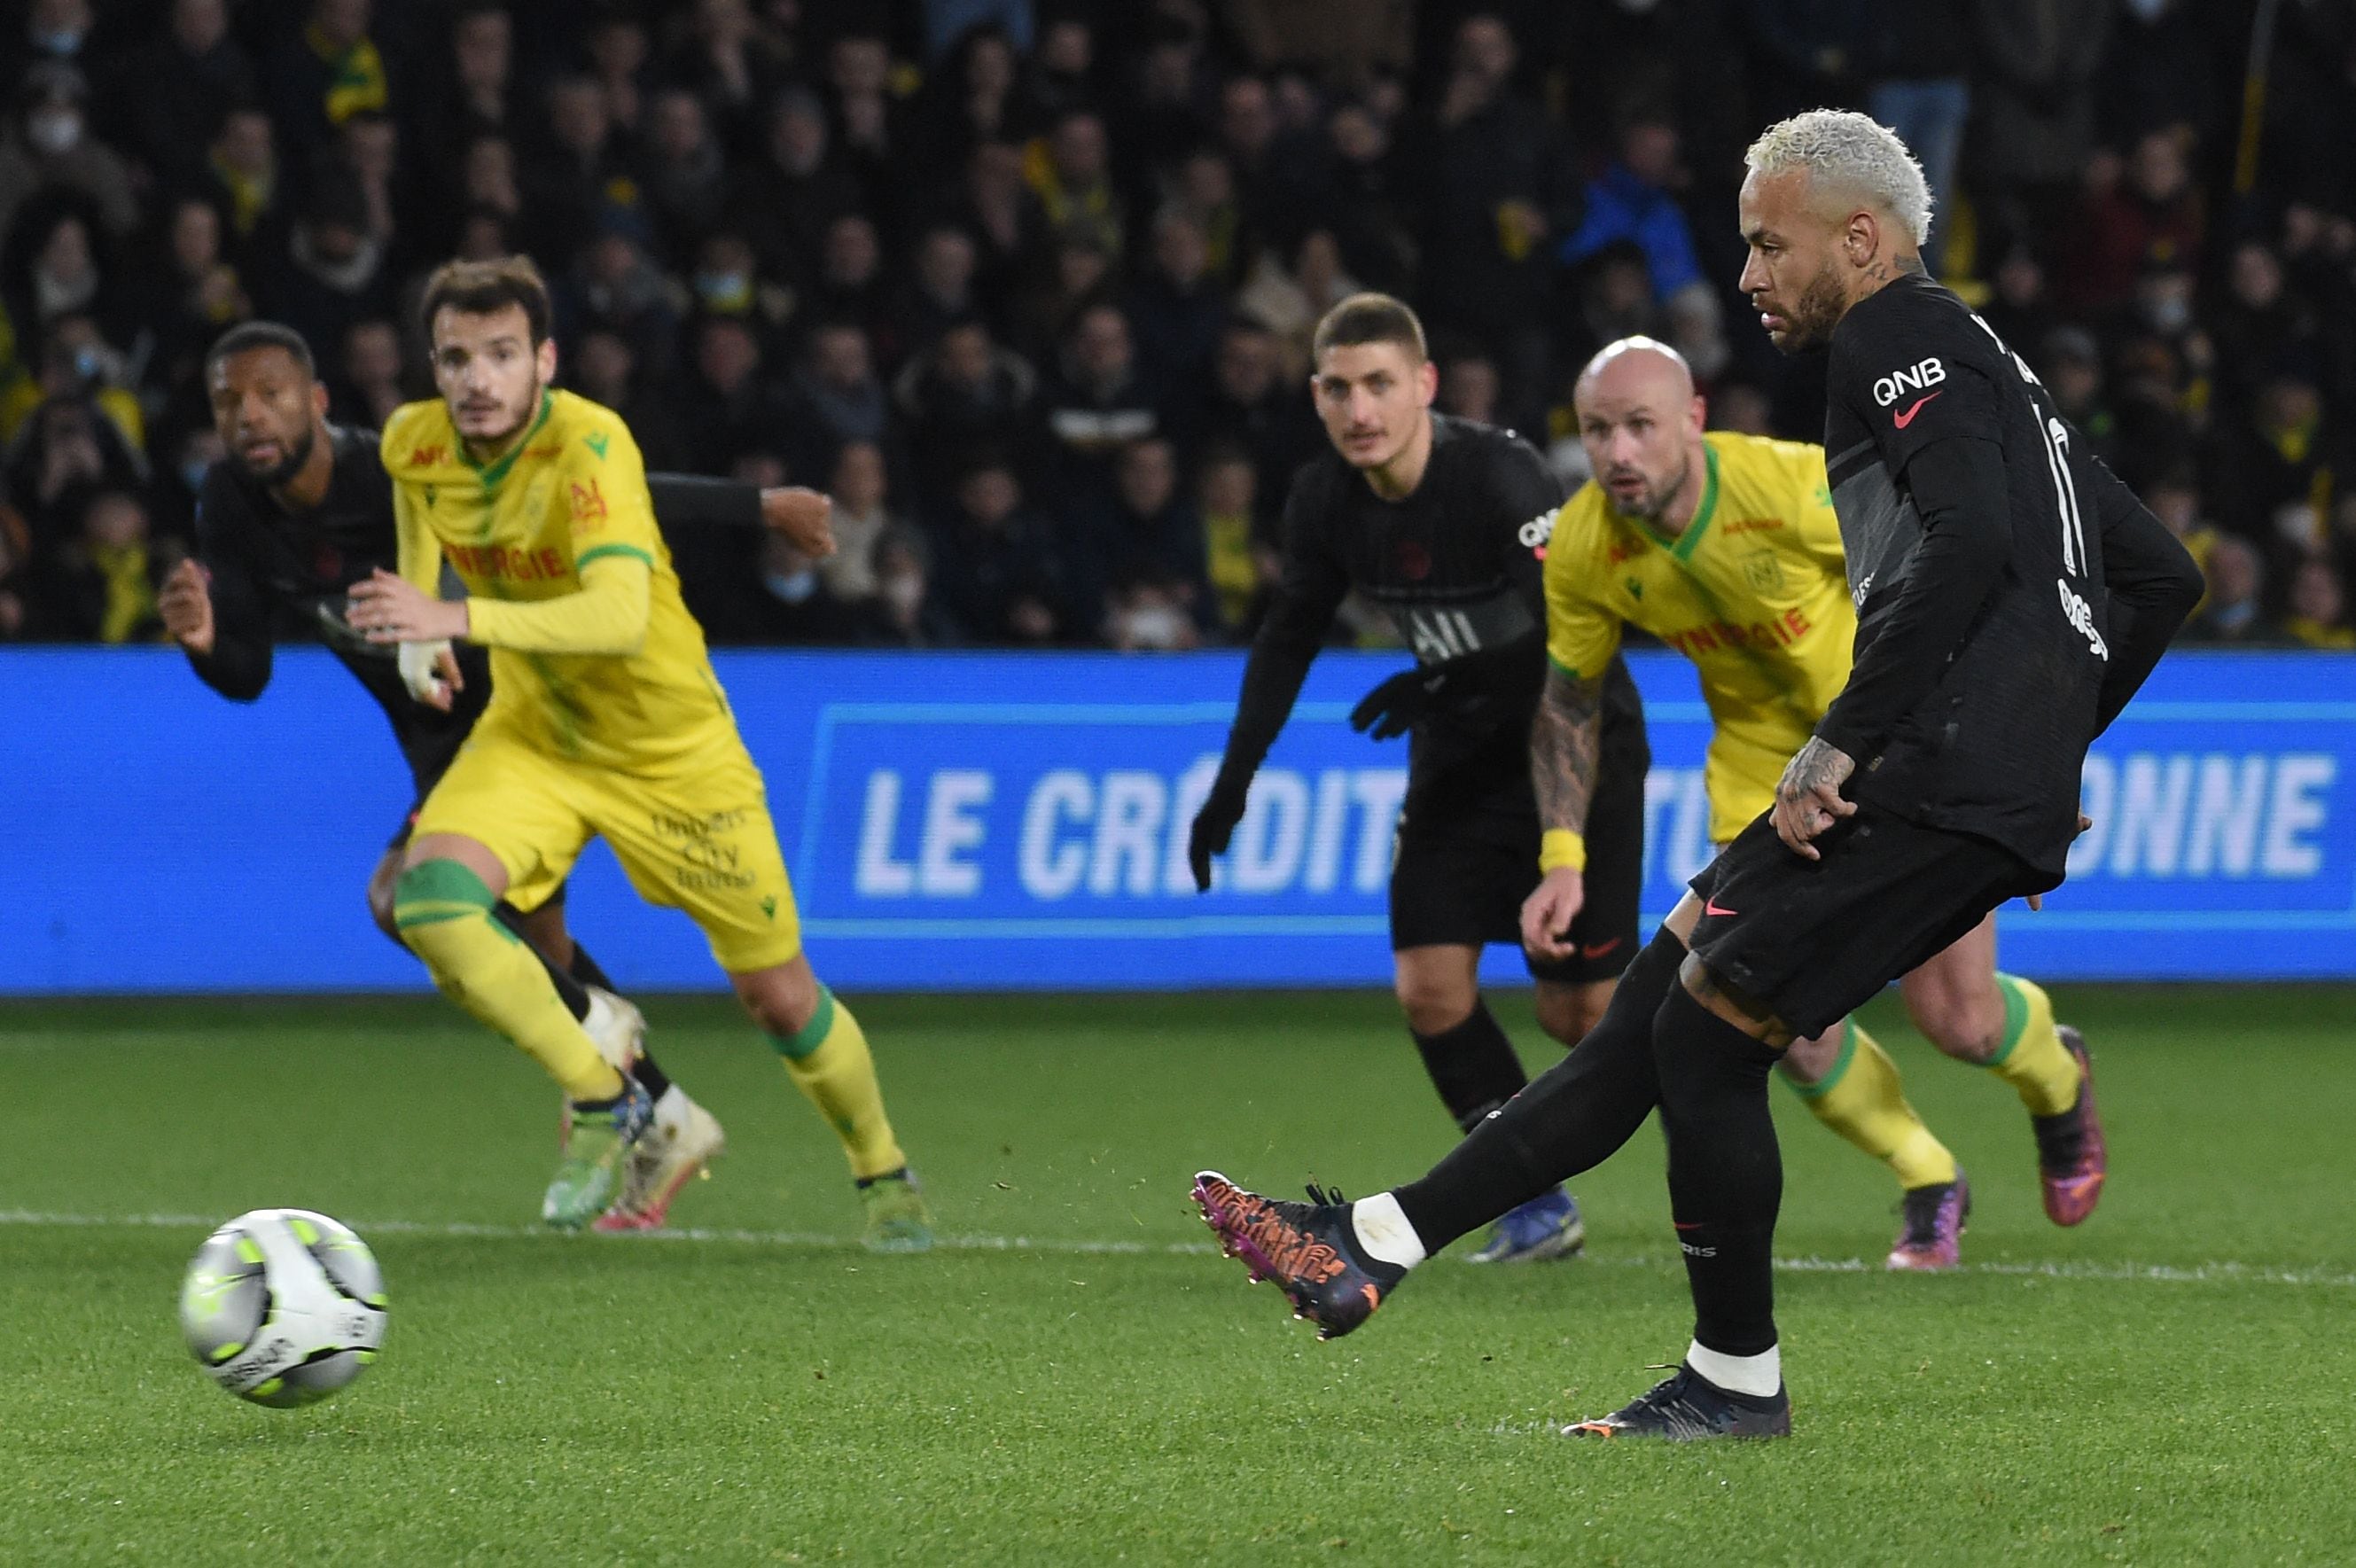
{"left": 0, "top": 0, "right": 2351, "bottom": 652}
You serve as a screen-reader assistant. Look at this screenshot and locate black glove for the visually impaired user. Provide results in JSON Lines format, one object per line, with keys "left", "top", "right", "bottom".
{"left": 1187, "top": 776, "right": 1251, "bottom": 892}
{"left": 1349, "top": 665, "right": 1449, "bottom": 741}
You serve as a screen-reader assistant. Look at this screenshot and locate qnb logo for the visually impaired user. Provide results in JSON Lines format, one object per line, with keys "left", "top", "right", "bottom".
{"left": 1517, "top": 509, "right": 1558, "bottom": 552}
{"left": 2056, "top": 577, "right": 2110, "bottom": 660}
{"left": 1872, "top": 357, "right": 1946, "bottom": 408}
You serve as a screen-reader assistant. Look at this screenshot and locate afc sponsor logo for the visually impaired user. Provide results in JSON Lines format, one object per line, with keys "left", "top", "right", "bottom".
{"left": 408, "top": 444, "right": 447, "bottom": 466}
{"left": 2056, "top": 577, "right": 2110, "bottom": 660}
{"left": 1872, "top": 357, "right": 1946, "bottom": 408}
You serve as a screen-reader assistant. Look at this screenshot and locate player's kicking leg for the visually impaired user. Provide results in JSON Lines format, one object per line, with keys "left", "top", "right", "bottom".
{"left": 391, "top": 833, "right": 653, "bottom": 1229}
{"left": 1393, "top": 945, "right": 1584, "bottom": 1263}
{"left": 1900, "top": 917, "right": 2105, "bottom": 1225}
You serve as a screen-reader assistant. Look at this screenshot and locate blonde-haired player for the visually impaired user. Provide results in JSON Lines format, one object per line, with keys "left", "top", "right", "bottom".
{"left": 345, "top": 256, "right": 932, "bottom": 1247}
{"left": 1517, "top": 337, "right": 2105, "bottom": 1268}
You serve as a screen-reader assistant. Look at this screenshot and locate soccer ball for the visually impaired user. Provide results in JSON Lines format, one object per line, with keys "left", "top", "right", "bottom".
{"left": 179, "top": 1209, "right": 388, "bottom": 1408}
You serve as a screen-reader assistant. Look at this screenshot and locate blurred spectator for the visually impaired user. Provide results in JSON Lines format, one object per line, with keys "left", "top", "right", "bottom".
{"left": 1194, "top": 318, "right": 1315, "bottom": 507}
{"left": 819, "top": 440, "right": 899, "bottom": 604}
{"left": 558, "top": 229, "right": 682, "bottom": 378}
{"left": 1969, "top": 0, "right": 2110, "bottom": 243}
{"left": 2180, "top": 534, "right": 2280, "bottom": 644}
{"left": 917, "top": 22, "right": 1031, "bottom": 168}
{"left": 667, "top": 0, "right": 794, "bottom": 129}
{"left": 862, "top": 522, "right": 959, "bottom": 646}
{"left": 43, "top": 487, "right": 166, "bottom": 643}
{"left": 1414, "top": 13, "right": 1570, "bottom": 410}
{"left": 892, "top": 316, "right": 1038, "bottom": 504}
{"left": 524, "top": 75, "right": 630, "bottom": 262}
{"left": 2283, "top": 558, "right": 2356, "bottom": 650}
{"left": 567, "top": 326, "right": 683, "bottom": 470}
{"left": 1041, "top": 302, "right": 1161, "bottom": 515}
{"left": 1556, "top": 111, "right": 1707, "bottom": 313}
{"left": 97, "top": 0, "right": 257, "bottom": 191}
{"left": 2212, "top": 374, "right": 2334, "bottom": 558}
{"left": 143, "top": 195, "right": 250, "bottom": 402}
{"left": 676, "top": 314, "right": 789, "bottom": 475}
{"left": 1197, "top": 441, "right": 1273, "bottom": 635}
{"left": 333, "top": 317, "right": 406, "bottom": 429}
{"left": 1027, "top": 108, "right": 1121, "bottom": 261}
{"left": 923, "top": 2, "right": 1035, "bottom": 65}
{"left": 736, "top": 88, "right": 865, "bottom": 291}
{"left": 1068, "top": 435, "right": 1213, "bottom": 643}
{"left": 2141, "top": 464, "right": 2219, "bottom": 612}
{"left": 0, "top": 63, "right": 137, "bottom": 242}
{"left": 269, "top": 0, "right": 393, "bottom": 151}
{"left": 2067, "top": 126, "right": 2204, "bottom": 315}
{"left": 202, "top": 106, "right": 284, "bottom": 256}
{"left": 894, "top": 223, "right": 982, "bottom": 359}
{"left": 1861, "top": 1, "right": 1968, "bottom": 273}
{"left": 266, "top": 169, "right": 393, "bottom": 359}
{"left": 1220, "top": 0, "right": 1409, "bottom": 89}
{"left": 934, "top": 451, "right": 1069, "bottom": 645}
{"left": 3, "top": 314, "right": 145, "bottom": 477}
{"left": 827, "top": 30, "right": 903, "bottom": 193}
{"left": 787, "top": 319, "right": 893, "bottom": 475}
{"left": 587, "top": 11, "right": 652, "bottom": 139}
{"left": 2210, "top": 240, "right": 2319, "bottom": 414}
{"left": 1437, "top": 348, "right": 1501, "bottom": 425}
{"left": 638, "top": 89, "right": 730, "bottom": 267}
{"left": 948, "top": 139, "right": 1045, "bottom": 307}
{"left": 1981, "top": 244, "right": 2058, "bottom": 360}
{"left": 1739, "top": 1, "right": 1865, "bottom": 121}
{"left": 0, "top": 503, "right": 28, "bottom": 639}
{"left": 1127, "top": 210, "right": 1226, "bottom": 392}
{"left": 1237, "top": 227, "right": 1361, "bottom": 371}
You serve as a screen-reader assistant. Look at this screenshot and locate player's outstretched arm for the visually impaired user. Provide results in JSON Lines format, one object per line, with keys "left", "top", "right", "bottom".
{"left": 2081, "top": 453, "right": 2204, "bottom": 736}
{"left": 1520, "top": 659, "right": 1605, "bottom": 956}
{"left": 163, "top": 556, "right": 275, "bottom": 701}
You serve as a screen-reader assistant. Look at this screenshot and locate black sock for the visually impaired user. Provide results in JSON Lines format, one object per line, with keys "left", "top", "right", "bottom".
{"left": 494, "top": 901, "right": 593, "bottom": 1021}
{"left": 1410, "top": 1000, "right": 1528, "bottom": 1132}
{"left": 562, "top": 944, "right": 675, "bottom": 1099}
{"left": 1651, "top": 980, "right": 1786, "bottom": 1360}
{"left": 1393, "top": 931, "right": 1686, "bottom": 1252}
{"left": 567, "top": 942, "right": 617, "bottom": 993}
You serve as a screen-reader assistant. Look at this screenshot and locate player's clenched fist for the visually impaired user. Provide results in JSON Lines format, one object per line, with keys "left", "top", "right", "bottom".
{"left": 1519, "top": 867, "right": 1587, "bottom": 960}
{"left": 761, "top": 486, "right": 836, "bottom": 560}
{"left": 1771, "top": 735, "right": 1857, "bottom": 860}
{"left": 158, "top": 558, "right": 215, "bottom": 656}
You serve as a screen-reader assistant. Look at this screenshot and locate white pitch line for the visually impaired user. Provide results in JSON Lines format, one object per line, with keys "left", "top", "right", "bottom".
{"left": 4, "top": 1209, "right": 2352, "bottom": 1290}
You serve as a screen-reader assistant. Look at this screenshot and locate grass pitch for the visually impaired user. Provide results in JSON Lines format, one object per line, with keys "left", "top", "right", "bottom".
{"left": 4, "top": 986, "right": 2352, "bottom": 1565}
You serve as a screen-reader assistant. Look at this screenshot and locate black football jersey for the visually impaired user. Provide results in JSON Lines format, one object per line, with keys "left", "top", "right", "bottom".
{"left": 1225, "top": 414, "right": 1643, "bottom": 837}
{"left": 1819, "top": 274, "right": 2198, "bottom": 874}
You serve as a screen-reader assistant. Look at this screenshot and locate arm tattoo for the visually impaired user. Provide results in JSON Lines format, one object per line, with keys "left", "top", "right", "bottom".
{"left": 1531, "top": 663, "right": 1604, "bottom": 832}
{"left": 1775, "top": 735, "right": 1853, "bottom": 806}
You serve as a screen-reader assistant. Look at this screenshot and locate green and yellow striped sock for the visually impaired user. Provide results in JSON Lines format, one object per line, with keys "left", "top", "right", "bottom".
{"left": 770, "top": 986, "right": 907, "bottom": 1181}
{"left": 393, "top": 859, "right": 623, "bottom": 1103}
{"left": 1784, "top": 1021, "right": 1959, "bottom": 1190}
{"left": 1985, "top": 973, "right": 2082, "bottom": 1117}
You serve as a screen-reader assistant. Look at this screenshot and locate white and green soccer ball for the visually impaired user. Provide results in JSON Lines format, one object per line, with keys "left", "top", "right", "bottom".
{"left": 179, "top": 1209, "right": 388, "bottom": 1408}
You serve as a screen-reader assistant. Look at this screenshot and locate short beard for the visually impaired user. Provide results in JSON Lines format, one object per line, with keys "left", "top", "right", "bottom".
{"left": 246, "top": 424, "right": 316, "bottom": 488}
{"left": 1613, "top": 451, "right": 1690, "bottom": 523}
{"left": 1777, "top": 261, "right": 1851, "bottom": 353}
{"left": 471, "top": 377, "right": 544, "bottom": 447}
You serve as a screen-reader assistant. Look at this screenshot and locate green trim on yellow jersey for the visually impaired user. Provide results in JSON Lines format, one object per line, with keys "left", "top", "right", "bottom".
{"left": 1635, "top": 441, "right": 1721, "bottom": 563}
{"left": 460, "top": 390, "right": 554, "bottom": 490}
{"left": 575, "top": 542, "right": 654, "bottom": 571}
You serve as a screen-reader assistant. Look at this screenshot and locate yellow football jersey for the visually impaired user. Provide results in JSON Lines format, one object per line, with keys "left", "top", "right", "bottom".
{"left": 1544, "top": 431, "right": 1856, "bottom": 840}
{"left": 383, "top": 388, "right": 736, "bottom": 771}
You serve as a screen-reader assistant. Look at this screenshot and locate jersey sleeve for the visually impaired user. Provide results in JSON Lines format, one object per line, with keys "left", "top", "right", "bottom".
{"left": 183, "top": 468, "right": 274, "bottom": 700}
{"left": 462, "top": 414, "right": 655, "bottom": 655}
{"left": 1541, "top": 500, "right": 1624, "bottom": 681}
{"left": 379, "top": 413, "right": 446, "bottom": 596}
{"left": 1835, "top": 300, "right": 2007, "bottom": 485}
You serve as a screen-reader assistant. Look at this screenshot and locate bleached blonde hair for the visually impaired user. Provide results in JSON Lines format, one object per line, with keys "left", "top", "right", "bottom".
{"left": 1744, "top": 109, "right": 1932, "bottom": 248}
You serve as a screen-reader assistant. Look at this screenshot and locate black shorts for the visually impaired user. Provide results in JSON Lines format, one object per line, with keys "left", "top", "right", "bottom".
{"left": 1686, "top": 804, "right": 2046, "bottom": 1040}
{"left": 1389, "top": 717, "right": 1648, "bottom": 986}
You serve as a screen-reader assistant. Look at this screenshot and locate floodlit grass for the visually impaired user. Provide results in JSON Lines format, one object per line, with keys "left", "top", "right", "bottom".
{"left": 4, "top": 987, "right": 2351, "bottom": 1564}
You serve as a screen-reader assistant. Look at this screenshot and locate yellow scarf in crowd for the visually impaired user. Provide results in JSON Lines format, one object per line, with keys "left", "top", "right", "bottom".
{"left": 309, "top": 22, "right": 389, "bottom": 125}
{"left": 92, "top": 542, "right": 152, "bottom": 644}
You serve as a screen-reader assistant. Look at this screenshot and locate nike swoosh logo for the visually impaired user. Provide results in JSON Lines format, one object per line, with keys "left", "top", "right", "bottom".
{"left": 1892, "top": 392, "right": 1941, "bottom": 428}
{"left": 1704, "top": 898, "right": 1738, "bottom": 918}
{"left": 1580, "top": 936, "right": 1624, "bottom": 960}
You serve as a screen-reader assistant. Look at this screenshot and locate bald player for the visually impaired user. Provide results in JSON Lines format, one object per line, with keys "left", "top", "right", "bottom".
{"left": 1517, "top": 336, "right": 2104, "bottom": 1269}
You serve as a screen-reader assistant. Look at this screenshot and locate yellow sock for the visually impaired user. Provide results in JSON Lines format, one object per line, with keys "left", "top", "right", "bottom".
{"left": 394, "top": 861, "right": 624, "bottom": 1103}
{"left": 1986, "top": 974, "right": 2081, "bottom": 1117}
{"left": 1784, "top": 1021, "right": 1958, "bottom": 1190}
{"left": 771, "top": 986, "right": 906, "bottom": 1181}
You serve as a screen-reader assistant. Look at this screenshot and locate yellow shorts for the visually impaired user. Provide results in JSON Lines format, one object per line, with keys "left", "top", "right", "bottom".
{"left": 411, "top": 722, "right": 803, "bottom": 974}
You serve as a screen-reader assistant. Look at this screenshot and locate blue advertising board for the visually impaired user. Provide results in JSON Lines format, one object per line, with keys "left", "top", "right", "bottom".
{"left": 1, "top": 648, "right": 2349, "bottom": 991}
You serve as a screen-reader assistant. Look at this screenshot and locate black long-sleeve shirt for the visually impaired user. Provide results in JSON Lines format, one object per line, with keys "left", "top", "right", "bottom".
{"left": 1816, "top": 275, "right": 2202, "bottom": 875}
{"left": 188, "top": 421, "right": 764, "bottom": 797}
{"left": 1220, "top": 414, "right": 1643, "bottom": 842}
